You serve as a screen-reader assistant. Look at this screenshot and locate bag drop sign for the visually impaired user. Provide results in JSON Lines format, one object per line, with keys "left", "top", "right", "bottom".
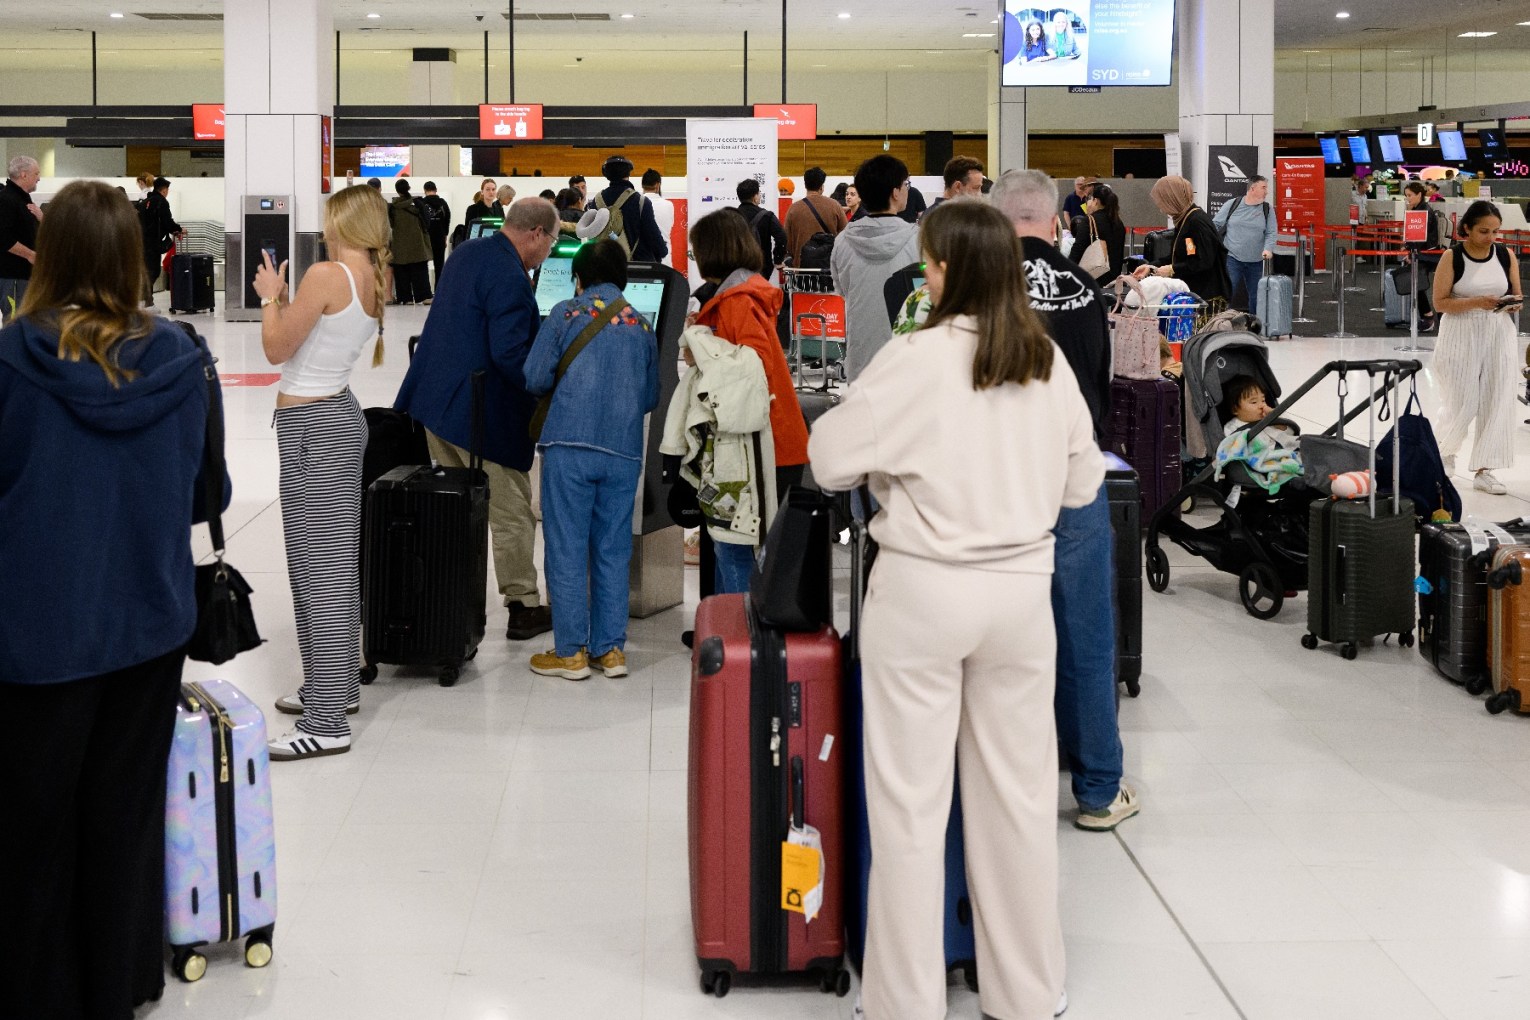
{"left": 478, "top": 104, "right": 544, "bottom": 141}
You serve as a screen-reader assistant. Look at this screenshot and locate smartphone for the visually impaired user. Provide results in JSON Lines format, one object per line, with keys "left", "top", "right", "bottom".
{"left": 1496, "top": 295, "right": 1524, "bottom": 310}
{"left": 261, "top": 243, "right": 277, "bottom": 267}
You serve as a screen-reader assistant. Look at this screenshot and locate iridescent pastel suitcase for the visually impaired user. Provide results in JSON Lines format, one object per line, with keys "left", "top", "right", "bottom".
{"left": 165, "top": 679, "right": 277, "bottom": 982}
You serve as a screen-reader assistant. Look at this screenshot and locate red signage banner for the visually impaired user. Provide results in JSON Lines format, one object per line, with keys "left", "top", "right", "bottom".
{"left": 754, "top": 104, "right": 818, "bottom": 141}
{"left": 192, "top": 104, "right": 225, "bottom": 141}
{"left": 791, "top": 293, "right": 846, "bottom": 338}
{"left": 1403, "top": 210, "right": 1429, "bottom": 244}
{"left": 1275, "top": 156, "right": 1327, "bottom": 270}
{"left": 478, "top": 104, "right": 544, "bottom": 141}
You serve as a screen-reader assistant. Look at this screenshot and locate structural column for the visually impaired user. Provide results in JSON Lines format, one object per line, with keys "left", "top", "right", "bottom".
{"left": 410, "top": 50, "right": 458, "bottom": 180}
{"left": 987, "top": 58, "right": 1027, "bottom": 175}
{"left": 223, "top": 0, "right": 335, "bottom": 318}
{"left": 1177, "top": 0, "right": 1274, "bottom": 203}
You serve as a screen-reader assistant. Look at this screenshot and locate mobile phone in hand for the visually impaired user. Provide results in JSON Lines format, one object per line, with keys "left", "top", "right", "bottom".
{"left": 1496, "top": 295, "right": 1524, "bottom": 310}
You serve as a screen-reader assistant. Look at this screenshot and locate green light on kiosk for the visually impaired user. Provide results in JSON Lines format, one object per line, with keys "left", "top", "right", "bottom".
{"left": 552, "top": 238, "right": 584, "bottom": 257}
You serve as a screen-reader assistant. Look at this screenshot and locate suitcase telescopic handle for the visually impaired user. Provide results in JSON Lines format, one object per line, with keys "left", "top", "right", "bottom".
{"left": 469, "top": 370, "right": 485, "bottom": 474}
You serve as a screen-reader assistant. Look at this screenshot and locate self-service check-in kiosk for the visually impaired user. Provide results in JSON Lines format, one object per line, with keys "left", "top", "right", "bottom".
{"left": 225, "top": 195, "right": 296, "bottom": 321}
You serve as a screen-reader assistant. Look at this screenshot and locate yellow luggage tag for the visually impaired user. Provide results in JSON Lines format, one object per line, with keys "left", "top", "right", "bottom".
{"left": 781, "top": 824, "right": 825, "bottom": 922}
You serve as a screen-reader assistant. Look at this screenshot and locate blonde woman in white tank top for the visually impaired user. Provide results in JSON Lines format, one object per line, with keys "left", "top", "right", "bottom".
{"left": 252, "top": 185, "right": 391, "bottom": 761}
{"left": 1430, "top": 201, "right": 1523, "bottom": 495}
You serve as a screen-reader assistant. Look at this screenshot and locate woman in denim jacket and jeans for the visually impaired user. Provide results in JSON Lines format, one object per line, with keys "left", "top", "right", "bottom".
{"left": 523, "top": 239, "right": 660, "bottom": 680}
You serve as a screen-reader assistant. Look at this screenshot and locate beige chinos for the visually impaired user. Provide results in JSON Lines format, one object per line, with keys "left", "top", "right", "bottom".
{"left": 425, "top": 431, "right": 541, "bottom": 608}
{"left": 859, "top": 550, "right": 1064, "bottom": 1020}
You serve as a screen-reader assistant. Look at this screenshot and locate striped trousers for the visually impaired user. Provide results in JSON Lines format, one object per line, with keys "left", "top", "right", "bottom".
{"left": 1433, "top": 310, "right": 1517, "bottom": 472}
{"left": 275, "top": 391, "right": 367, "bottom": 738}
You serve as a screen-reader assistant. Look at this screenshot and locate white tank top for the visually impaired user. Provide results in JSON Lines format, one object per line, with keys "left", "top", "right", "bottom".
{"left": 1451, "top": 245, "right": 1510, "bottom": 300}
{"left": 279, "top": 263, "right": 379, "bottom": 397}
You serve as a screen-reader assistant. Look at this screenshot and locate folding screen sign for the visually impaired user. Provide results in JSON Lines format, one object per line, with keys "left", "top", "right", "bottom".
{"left": 192, "top": 104, "right": 225, "bottom": 141}
{"left": 754, "top": 104, "right": 818, "bottom": 141}
{"left": 479, "top": 105, "right": 544, "bottom": 141}
{"left": 1404, "top": 210, "right": 1429, "bottom": 244}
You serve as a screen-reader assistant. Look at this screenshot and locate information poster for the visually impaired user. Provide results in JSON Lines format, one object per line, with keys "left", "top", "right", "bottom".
{"left": 685, "top": 118, "right": 778, "bottom": 286}
{"left": 320, "top": 115, "right": 332, "bottom": 195}
{"left": 1001, "top": 0, "right": 1176, "bottom": 88}
{"left": 1207, "top": 145, "right": 1260, "bottom": 219}
{"left": 1275, "top": 156, "right": 1326, "bottom": 270}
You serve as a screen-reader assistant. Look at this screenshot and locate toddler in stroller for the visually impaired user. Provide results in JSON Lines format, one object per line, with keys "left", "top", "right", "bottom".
{"left": 1145, "top": 330, "right": 1314, "bottom": 619}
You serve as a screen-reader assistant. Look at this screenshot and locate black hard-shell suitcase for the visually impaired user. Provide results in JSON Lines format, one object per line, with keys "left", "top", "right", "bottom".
{"left": 1418, "top": 519, "right": 1530, "bottom": 692}
{"left": 1104, "top": 454, "right": 1143, "bottom": 696}
{"left": 1303, "top": 367, "right": 1415, "bottom": 659}
{"left": 1104, "top": 377, "right": 1181, "bottom": 523}
{"left": 170, "top": 253, "right": 215, "bottom": 313}
{"left": 360, "top": 373, "right": 487, "bottom": 687}
{"left": 1143, "top": 228, "right": 1176, "bottom": 264}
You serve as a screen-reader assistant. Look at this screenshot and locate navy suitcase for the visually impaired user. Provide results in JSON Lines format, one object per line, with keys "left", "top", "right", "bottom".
{"left": 169, "top": 253, "right": 216, "bottom": 313}
{"left": 843, "top": 515, "right": 978, "bottom": 990}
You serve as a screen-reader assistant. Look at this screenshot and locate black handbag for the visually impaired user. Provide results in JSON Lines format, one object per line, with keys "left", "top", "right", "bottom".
{"left": 185, "top": 331, "right": 263, "bottom": 664}
{"left": 750, "top": 486, "right": 835, "bottom": 632}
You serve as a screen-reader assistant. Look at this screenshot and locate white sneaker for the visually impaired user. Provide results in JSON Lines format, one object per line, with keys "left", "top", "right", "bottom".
{"left": 1475, "top": 470, "right": 1508, "bottom": 495}
{"left": 1443, "top": 454, "right": 1456, "bottom": 476}
{"left": 267, "top": 727, "right": 351, "bottom": 761}
{"left": 275, "top": 692, "right": 360, "bottom": 716}
{"left": 853, "top": 994, "right": 864, "bottom": 1020}
{"left": 1075, "top": 784, "right": 1141, "bottom": 831}
{"left": 1056, "top": 989, "right": 1069, "bottom": 1016}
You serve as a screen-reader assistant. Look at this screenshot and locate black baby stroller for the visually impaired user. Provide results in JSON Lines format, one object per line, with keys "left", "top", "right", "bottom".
{"left": 1146, "top": 337, "right": 1418, "bottom": 619}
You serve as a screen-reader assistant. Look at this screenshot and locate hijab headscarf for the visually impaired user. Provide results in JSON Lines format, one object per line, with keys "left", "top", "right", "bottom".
{"left": 1150, "top": 176, "right": 1196, "bottom": 220}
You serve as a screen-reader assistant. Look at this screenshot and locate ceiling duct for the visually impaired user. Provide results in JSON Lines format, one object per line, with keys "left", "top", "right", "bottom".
{"left": 503, "top": 12, "right": 612, "bottom": 21}
{"left": 131, "top": 12, "right": 224, "bottom": 20}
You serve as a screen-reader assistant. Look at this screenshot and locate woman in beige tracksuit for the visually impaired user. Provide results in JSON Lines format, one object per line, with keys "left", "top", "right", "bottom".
{"left": 811, "top": 201, "right": 1105, "bottom": 1020}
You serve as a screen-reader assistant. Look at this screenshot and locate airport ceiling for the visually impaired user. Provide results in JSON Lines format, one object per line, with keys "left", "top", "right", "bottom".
{"left": 2, "top": 1, "right": 1527, "bottom": 66}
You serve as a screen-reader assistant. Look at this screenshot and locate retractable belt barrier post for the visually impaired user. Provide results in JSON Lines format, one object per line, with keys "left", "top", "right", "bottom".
{"left": 1396, "top": 254, "right": 1432, "bottom": 354}
{"left": 1325, "top": 246, "right": 1358, "bottom": 338}
{"left": 1294, "top": 232, "right": 1314, "bottom": 324}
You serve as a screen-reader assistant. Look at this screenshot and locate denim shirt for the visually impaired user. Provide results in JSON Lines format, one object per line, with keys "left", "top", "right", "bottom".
{"left": 524, "top": 282, "right": 660, "bottom": 461}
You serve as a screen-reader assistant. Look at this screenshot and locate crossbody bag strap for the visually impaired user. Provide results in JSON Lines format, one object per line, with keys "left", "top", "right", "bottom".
{"left": 555, "top": 297, "right": 630, "bottom": 386}
{"left": 176, "top": 320, "right": 227, "bottom": 555}
{"left": 805, "top": 197, "right": 832, "bottom": 234}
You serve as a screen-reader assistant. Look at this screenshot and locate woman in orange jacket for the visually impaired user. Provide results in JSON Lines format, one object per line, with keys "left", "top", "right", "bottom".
{"left": 689, "top": 208, "right": 810, "bottom": 591}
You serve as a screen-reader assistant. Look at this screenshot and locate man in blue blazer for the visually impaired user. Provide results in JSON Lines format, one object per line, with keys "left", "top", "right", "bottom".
{"left": 395, "top": 196, "right": 562, "bottom": 640}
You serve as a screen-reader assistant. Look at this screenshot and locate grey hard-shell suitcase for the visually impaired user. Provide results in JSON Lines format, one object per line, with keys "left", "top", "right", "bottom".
{"left": 1303, "top": 367, "right": 1415, "bottom": 659}
{"left": 1257, "top": 272, "right": 1294, "bottom": 339}
{"left": 1419, "top": 519, "right": 1530, "bottom": 693}
{"left": 1383, "top": 268, "right": 1413, "bottom": 328}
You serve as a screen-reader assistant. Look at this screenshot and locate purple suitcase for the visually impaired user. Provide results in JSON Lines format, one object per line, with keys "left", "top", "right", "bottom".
{"left": 165, "top": 679, "right": 277, "bottom": 982}
{"left": 1104, "top": 377, "right": 1181, "bottom": 522}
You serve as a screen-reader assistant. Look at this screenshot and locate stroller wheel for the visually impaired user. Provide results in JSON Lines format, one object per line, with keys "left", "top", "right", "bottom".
{"left": 1146, "top": 546, "right": 1170, "bottom": 593}
{"left": 1238, "top": 562, "right": 1284, "bottom": 620}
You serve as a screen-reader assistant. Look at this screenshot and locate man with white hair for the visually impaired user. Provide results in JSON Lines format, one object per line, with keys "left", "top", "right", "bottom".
{"left": 0, "top": 156, "right": 42, "bottom": 322}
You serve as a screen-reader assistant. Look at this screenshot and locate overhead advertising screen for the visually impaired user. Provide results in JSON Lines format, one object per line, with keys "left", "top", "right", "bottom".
{"left": 1479, "top": 127, "right": 1507, "bottom": 157}
{"left": 1377, "top": 133, "right": 1404, "bottom": 163}
{"left": 479, "top": 104, "right": 544, "bottom": 141}
{"left": 1347, "top": 135, "right": 1373, "bottom": 164}
{"left": 359, "top": 145, "right": 411, "bottom": 177}
{"left": 192, "top": 104, "right": 225, "bottom": 141}
{"left": 753, "top": 104, "right": 818, "bottom": 141}
{"left": 1319, "top": 136, "right": 1343, "bottom": 165}
{"left": 1438, "top": 129, "right": 1467, "bottom": 162}
{"left": 1001, "top": 0, "right": 1175, "bottom": 88}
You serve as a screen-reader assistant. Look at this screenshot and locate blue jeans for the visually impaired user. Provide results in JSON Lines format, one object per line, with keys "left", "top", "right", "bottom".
{"left": 539, "top": 445, "right": 641, "bottom": 658}
{"left": 1227, "top": 256, "right": 1263, "bottom": 318}
{"left": 1052, "top": 486, "right": 1123, "bottom": 811}
{"left": 713, "top": 539, "right": 757, "bottom": 594}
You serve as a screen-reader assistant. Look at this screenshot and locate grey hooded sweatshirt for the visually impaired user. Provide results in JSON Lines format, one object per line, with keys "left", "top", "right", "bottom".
{"left": 830, "top": 214, "right": 922, "bottom": 381}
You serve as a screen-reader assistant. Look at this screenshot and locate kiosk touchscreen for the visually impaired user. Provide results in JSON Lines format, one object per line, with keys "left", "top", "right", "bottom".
{"left": 468, "top": 217, "right": 503, "bottom": 240}
{"left": 533, "top": 256, "right": 576, "bottom": 317}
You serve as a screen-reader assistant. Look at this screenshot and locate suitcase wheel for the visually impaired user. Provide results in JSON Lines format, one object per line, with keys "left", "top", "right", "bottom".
{"left": 358, "top": 664, "right": 378, "bottom": 686}
{"left": 700, "top": 967, "right": 731, "bottom": 998}
{"left": 439, "top": 667, "right": 459, "bottom": 687}
{"left": 1486, "top": 689, "right": 1522, "bottom": 715}
{"left": 244, "top": 934, "right": 273, "bottom": 969}
{"left": 1341, "top": 643, "right": 1359, "bottom": 661}
{"left": 1301, "top": 633, "right": 1319, "bottom": 651}
{"left": 818, "top": 966, "right": 852, "bottom": 997}
{"left": 172, "top": 948, "right": 207, "bottom": 983}
{"left": 1398, "top": 630, "right": 1415, "bottom": 649}
{"left": 1125, "top": 677, "right": 1142, "bottom": 698}
{"left": 1465, "top": 673, "right": 1490, "bottom": 696}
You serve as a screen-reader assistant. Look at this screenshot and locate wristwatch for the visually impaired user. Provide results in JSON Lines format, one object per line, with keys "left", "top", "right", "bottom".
{"left": 261, "top": 296, "right": 280, "bottom": 308}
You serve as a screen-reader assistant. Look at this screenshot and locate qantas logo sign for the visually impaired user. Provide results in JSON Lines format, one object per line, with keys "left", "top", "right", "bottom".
{"left": 1218, "top": 155, "right": 1249, "bottom": 181}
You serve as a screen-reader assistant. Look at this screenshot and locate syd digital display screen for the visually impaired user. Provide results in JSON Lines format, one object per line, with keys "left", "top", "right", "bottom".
{"left": 1347, "top": 136, "right": 1372, "bottom": 164}
{"left": 1319, "top": 137, "right": 1343, "bottom": 165}
{"left": 1002, "top": 0, "right": 1176, "bottom": 88}
{"left": 1377, "top": 134, "right": 1404, "bottom": 163}
{"left": 1438, "top": 130, "right": 1467, "bottom": 162}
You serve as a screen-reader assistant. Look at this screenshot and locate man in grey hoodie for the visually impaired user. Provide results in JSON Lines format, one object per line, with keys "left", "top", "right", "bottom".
{"left": 831, "top": 155, "right": 922, "bottom": 382}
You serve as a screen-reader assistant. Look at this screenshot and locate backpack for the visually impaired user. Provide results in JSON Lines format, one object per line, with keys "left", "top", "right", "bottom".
{"left": 1431, "top": 208, "right": 1453, "bottom": 248}
{"left": 736, "top": 203, "right": 775, "bottom": 270}
{"left": 136, "top": 196, "right": 165, "bottom": 252}
{"left": 797, "top": 198, "right": 836, "bottom": 271}
{"left": 594, "top": 187, "right": 637, "bottom": 257}
{"left": 1375, "top": 387, "right": 1462, "bottom": 523}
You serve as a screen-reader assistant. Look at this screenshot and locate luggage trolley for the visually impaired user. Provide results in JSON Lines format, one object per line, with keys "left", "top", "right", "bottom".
{"left": 782, "top": 267, "right": 847, "bottom": 394}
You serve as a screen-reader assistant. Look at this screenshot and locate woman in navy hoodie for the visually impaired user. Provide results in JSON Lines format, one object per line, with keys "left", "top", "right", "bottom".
{"left": 0, "top": 180, "right": 226, "bottom": 1015}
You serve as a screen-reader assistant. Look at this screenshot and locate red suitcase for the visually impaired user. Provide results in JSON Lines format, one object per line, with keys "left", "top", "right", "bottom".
{"left": 688, "top": 593, "right": 850, "bottom": 999}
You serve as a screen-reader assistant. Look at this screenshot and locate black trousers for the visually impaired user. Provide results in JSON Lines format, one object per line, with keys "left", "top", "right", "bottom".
{"left": 430, "top": 232, "right": 448, "bottom": 285}
{"left": 0, "top": 648, "right": 185, "bottom": 1019}
{"left": 143, "top": 253, "right": 161, "bottom": 304}
{"left": 393, "top": 261, "right": 432, "bottom": 304}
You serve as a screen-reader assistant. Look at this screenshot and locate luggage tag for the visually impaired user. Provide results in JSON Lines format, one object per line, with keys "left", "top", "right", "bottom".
{"left": 1461, "top": 516, "right": 1490, "bottom": 555}
{"left": 782, "top": 824, "right": 825, "bottom": 923}
{"left": 1227, "top": 484, "right": 1242, "bottom": 509}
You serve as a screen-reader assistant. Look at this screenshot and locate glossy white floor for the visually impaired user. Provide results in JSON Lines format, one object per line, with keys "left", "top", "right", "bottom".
{"left": 143, "top": 302, "right": 1530, "bottom": 1020}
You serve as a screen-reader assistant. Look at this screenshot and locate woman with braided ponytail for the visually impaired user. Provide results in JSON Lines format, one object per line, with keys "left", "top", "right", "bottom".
{"left": 253, "top": 183, "right": 389, "bottom": 760}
